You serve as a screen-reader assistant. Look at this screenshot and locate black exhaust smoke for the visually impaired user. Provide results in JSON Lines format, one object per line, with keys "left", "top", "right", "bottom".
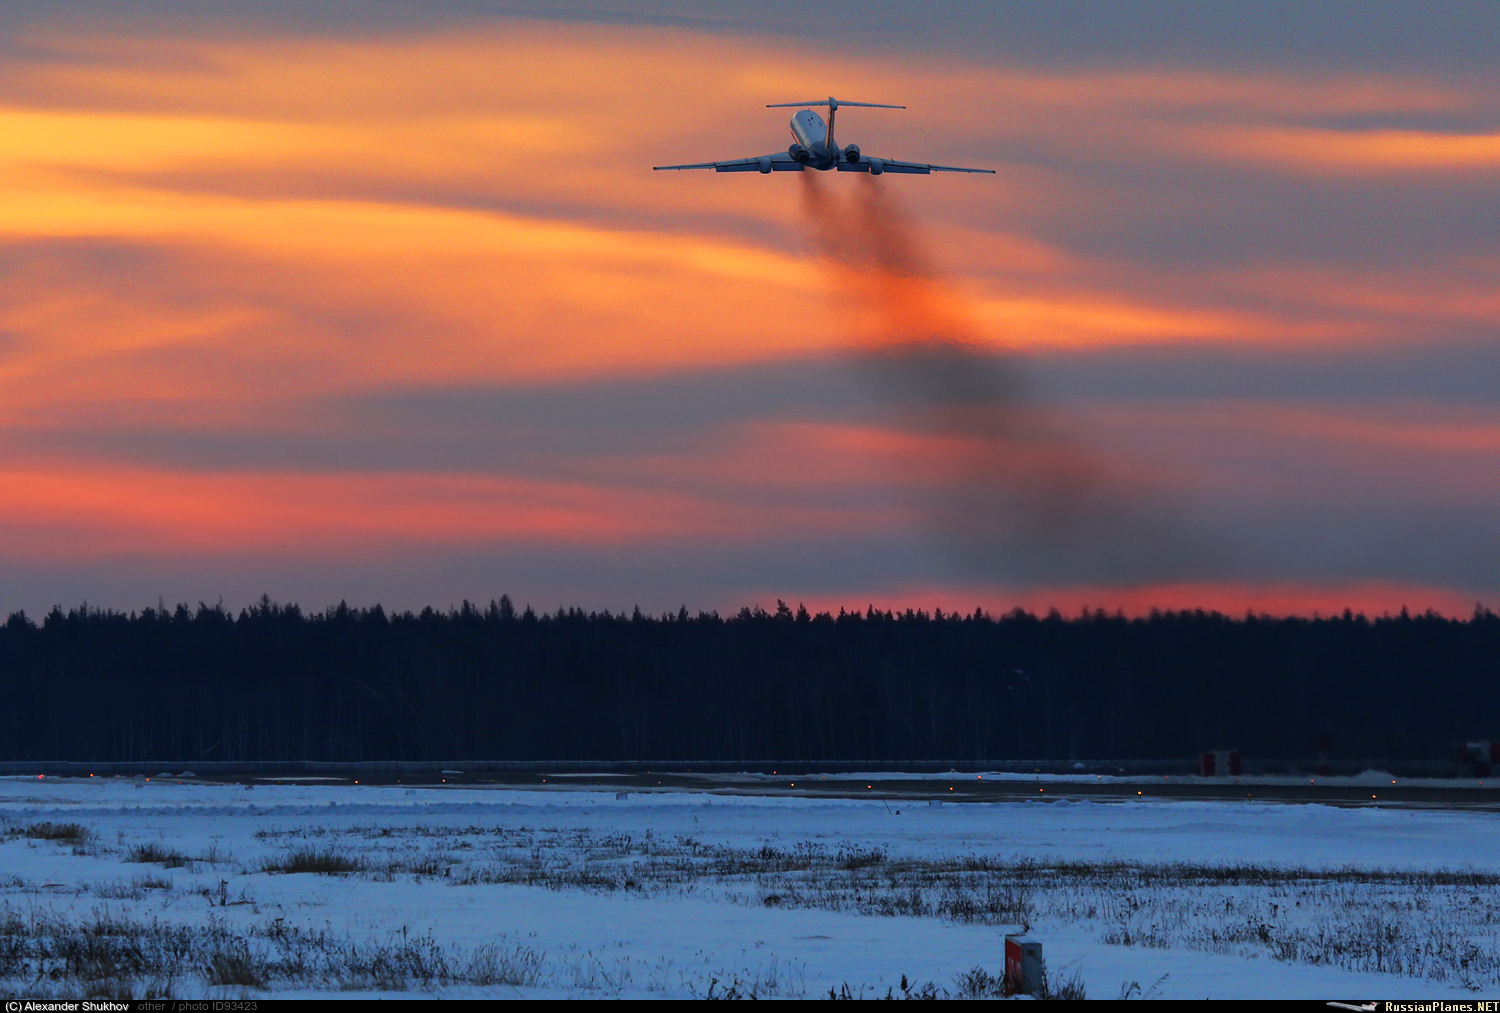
{"left": 798, "top": 174, "right": 1218, "bottom": 587}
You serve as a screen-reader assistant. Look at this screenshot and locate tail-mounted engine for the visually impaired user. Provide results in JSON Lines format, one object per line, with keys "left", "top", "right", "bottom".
{"left": 842, "top": 144, "right": 861, "bottom": 163}
{"left": 788, "top": 143, "right": 810, "bottom": 164}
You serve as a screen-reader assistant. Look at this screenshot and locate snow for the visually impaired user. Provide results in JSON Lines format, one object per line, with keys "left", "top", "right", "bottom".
{"left": 0, "top": 776, "right": 1495, "bottom": 999}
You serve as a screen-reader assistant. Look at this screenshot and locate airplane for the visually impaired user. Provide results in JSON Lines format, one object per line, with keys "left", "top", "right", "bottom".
{"left": 653, "top": 97, "right": 995, "bottom": 175}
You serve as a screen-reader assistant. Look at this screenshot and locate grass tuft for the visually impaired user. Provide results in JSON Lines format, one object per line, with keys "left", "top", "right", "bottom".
{"left": 127, "top": 843, "right": 190, "bottom": 868}
{"left": 1039, "top": 962, "right": 1089, "bottom": 1001}
{"left": 466, "top": 941, "right": 546, "bottom": 987}
{"left": 954, "top": 965, "right": 1005, "bottom": 999}
{"left": 204, "top": 937, "right": 267, "bottom": 988}
{"left": 262, "top": 847, "right": 366, "bottom": 875}
{"left": 18, "top": 822, "right": 90, "bottom": 843}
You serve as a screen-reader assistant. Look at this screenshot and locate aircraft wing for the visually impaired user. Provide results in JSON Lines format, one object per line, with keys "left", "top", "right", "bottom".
{"left": 836, "top": 156, "right": 994, "bottom": 174}
{"left": 654, "top": 152, "right": 806, "bottom": 172}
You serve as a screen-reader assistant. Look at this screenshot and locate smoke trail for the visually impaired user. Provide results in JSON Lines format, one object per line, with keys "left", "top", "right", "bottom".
{"left": 801, "top": 174, "right": 1215, "bottom": 586}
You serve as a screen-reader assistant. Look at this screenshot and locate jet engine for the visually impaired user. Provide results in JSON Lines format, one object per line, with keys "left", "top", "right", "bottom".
{"left": 788, "top": 143, "right": 810, "bottom": 163}
{"left": 843, "top": 144, "right": 861, "bottom": 163}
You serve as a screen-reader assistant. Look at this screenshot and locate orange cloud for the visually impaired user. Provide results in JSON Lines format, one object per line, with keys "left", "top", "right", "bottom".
{"left": 1202, "top": 126, "right": 1500, "bottom": 172}
{"left": 0, "top": 459, "right": 904, "bottom": 564}
{"left": 1082, "top": 398, "right": 1500, "bottom": 461}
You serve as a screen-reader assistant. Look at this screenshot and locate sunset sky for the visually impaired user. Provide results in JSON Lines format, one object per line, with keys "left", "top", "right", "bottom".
{"left": 2, "top": 1, "right": 1498, "bottom": 617}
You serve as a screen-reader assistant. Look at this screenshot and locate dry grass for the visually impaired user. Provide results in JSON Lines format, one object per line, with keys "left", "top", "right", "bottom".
{"left": 126, "top": 843, "right": 191, "bottom": 868}
{"left": 274, "top": 825, "right": 1500, "bottom": 990}
{"left": 261, "top": 846, "right": 366, "bottom": 875}
{"left": 11, "top": 817, "right": 1500, "bottom": 994}
{"left": 9, "top": 822, "right": 90, "bottom": 843}
{"left": 0, "top": 905, "right": 543, "bottom": 997}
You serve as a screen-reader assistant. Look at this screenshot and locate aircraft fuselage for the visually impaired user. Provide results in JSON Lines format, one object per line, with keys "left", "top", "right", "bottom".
{"left": 789, "top": 110, "right": 842, "bottom": 170}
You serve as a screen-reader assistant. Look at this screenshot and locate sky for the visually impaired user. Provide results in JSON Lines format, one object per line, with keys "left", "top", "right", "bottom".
{"left": 1, "top": 1, "right": 1498, "bottom": 618}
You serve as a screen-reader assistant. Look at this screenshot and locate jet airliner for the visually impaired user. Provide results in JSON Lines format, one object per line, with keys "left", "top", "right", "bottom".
{"left": 654, "top": 97, "right": 995, "bottom": 175}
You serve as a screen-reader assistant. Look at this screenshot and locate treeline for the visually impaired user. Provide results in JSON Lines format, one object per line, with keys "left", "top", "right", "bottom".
{"left": 0, "top": 596, "right": 1495, "bottom": 764}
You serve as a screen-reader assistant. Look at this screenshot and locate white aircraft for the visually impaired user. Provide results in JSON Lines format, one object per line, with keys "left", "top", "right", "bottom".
{"left": 654, "top": 97, "right": 995, "bottom": 176}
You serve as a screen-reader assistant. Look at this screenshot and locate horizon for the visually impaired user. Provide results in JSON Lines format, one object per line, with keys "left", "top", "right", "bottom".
{"left": 7, "top": 591, "right": 1493, "bottom": 624}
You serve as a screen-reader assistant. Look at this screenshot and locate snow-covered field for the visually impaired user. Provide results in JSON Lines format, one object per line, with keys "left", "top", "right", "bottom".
{"left": 1, "top": 776, "right": 1497, "bottom": 999}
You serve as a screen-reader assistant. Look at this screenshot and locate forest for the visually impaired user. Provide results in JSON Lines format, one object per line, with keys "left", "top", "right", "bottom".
{"left": 0, "top": 596, "right": 1494, "bottom": 764}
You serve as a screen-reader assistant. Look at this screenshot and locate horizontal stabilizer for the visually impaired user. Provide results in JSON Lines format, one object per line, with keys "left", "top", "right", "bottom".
{"left": 766, "top": 97, "right": 905, "bottom": 110}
